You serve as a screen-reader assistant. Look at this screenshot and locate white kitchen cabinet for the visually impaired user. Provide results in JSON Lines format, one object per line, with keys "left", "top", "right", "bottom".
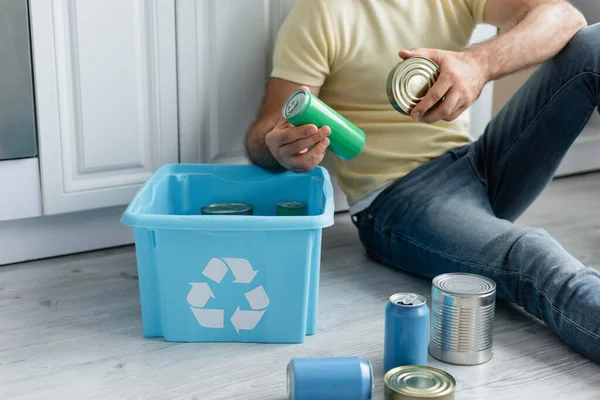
{"left": 29, "top": 0, "right": 179, "bottom": 215}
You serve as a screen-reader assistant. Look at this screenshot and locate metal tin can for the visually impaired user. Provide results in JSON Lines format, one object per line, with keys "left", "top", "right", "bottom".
{"left": 282, "top": 88, "right": 366, "bottom": 160}
{"left": 276, "top": 201, "right": 307, "bottom": 216}
{"left": 386, "top": 56, "right": 441, "bottom": 116}
{"left": 200, "top": 202, "right": 253, "bottom": 215}
{"left": 384, "top": 293, "right": 430, "bottom": 372}
{"left": 287, "top": 357, "right": 373, "bottom": 400}
{"left": 429, "top": 272, "right": 496, "bottom": 366}
{"left": 384, "top": 366, "right": 455, "bottom": 400}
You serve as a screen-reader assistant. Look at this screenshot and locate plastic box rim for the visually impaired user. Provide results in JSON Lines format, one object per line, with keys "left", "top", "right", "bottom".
{"left": 120, "top": 163, "right": 336, "bottom": 231}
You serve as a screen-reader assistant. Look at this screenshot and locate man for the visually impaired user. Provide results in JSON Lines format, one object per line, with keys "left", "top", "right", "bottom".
{"left": 244, "top": 0, "right": 600, "bottom": 363}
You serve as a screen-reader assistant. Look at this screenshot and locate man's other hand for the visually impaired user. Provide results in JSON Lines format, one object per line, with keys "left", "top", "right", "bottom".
{"left": 398, "top": 48, "right": 489, "bottom": 124}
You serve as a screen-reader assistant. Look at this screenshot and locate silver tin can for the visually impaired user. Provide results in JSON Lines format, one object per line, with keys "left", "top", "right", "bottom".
{"left": 384, "top": 366, "right": 455, "bottom": 400}
{"left": 429, "top": 273, "right": 496, "bottom": 365}
{"left": 386, "top": 56, "right": 441, "bottom": 116}
{"left": 201, "top": 202, "right": 253, "bottom": 215}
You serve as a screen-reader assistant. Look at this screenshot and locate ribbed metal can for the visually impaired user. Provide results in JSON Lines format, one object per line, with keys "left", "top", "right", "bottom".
{"left": 386, "top": 56, "right": 441, "bottom": 116}
{"left": 384, "top": 366, "right": 455, "bottom": 400}
{"left": 429, "top": 273, "right": 496, "bottom": 365}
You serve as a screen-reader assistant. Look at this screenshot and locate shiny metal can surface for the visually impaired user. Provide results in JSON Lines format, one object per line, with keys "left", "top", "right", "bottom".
{"left": 287, "top": 357, "right": 373, "bottom": 400}
{"left": 276, "top": 201, "right": 307, "bottom": 216}
{"left": 429, "top": 272, "right": 496, "bottom": 365}
{"left": 384, "top": 293, "right": 430, "bottom": 372}
{"left": 282, "top": 88, "right": 366, "bottom": 160}
{"left": 384, "top": 365, "right": 455, "bottom": 400}
{"left": 386, "top": 56, "right": 441, "bottom": 116}
{"left": 200, "top": 202, "right": 253, "bottom": 215}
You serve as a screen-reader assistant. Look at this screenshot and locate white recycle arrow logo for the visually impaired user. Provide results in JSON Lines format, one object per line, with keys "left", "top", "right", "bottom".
{"left": 187, "top": 258, "right": 270, "bottom": 333}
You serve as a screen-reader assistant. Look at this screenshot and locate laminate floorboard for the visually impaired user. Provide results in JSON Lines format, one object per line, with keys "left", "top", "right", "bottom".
{"left": 1, "top": 173, "right": 599, "bottom": 399}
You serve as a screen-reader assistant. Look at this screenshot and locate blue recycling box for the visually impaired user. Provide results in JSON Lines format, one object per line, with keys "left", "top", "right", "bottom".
{"left": 120, "top": 164, "right": 335, "bottom": 343}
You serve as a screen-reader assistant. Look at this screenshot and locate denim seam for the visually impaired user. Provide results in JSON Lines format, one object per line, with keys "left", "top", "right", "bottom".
{"left": 507, "top": 230, "right": 532, "bottom": 307}
{"left": 466, "top": 150, "right": 489, "bottom": 189}
{"left": 518, "top": 275, "right": 600, "bottom": 341}
{"left": 371, "top": 220, "right": 520, "bottom": 277}
{"left": 496, "top": 71, "right": 600, "bottom": 170}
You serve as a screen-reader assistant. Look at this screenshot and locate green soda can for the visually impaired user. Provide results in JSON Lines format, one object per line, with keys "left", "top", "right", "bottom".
{"left": 276, "top": 201, "right": 307, "bottom": 216}
{"left": 282, "top": 88, "right": 366, "bottom": 160}
{"left": 201, "top": 202, "right": 253, "bottom": 215}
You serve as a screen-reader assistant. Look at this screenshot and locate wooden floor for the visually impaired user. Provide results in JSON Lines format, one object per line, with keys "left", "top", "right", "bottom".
{"left": 1, "top": 173, "right": 600, "bottom": 400}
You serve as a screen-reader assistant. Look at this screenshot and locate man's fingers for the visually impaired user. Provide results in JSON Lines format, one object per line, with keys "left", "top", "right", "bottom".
{"left": 288, "top": 137, "right": 330, "bottom": 173}
{"left": 419, "top": 87, "right": 461, "bottom": 124}
{"left": 280, "top": 126, "right": 331, "bottom": 158}
{"left": 398, "top": 48, "right": 432, "bottom": 60}
{"left": 448, "top": 104, "right": 467, "bottom": 122}
{"left": 270, "top": 123, "right": 318, "bottom": 146}
{"left": 410, "top": 75, "right": 452, "bottom": 119}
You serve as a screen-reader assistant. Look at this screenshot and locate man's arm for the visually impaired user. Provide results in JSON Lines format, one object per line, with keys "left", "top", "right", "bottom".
{"left": 403, "top": 0, "right": 587, "bottom": 124}
{"left": 474, "top": 0, "right": 587, "bottom": 81}
{"left": 244, "top": 78, "right": 331, "bottom": 172}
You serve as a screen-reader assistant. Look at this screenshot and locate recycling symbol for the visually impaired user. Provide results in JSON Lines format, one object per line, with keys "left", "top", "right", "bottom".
{"left": 186, "top": 258, "right": 270, "bottom": 333}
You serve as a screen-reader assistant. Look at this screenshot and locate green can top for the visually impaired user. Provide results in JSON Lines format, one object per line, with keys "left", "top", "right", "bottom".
{"left": 201, "top": 202, "right": 253, "bottom": 215}
{"left": 282, "top": 89, "right": 309, "bottom": 119}
{"left": 276, "top": 201, "right": 307, "bottom": 216}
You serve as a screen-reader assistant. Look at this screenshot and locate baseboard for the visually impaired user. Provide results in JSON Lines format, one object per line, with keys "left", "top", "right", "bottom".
{"left": 0, "top": 206, "right": 133, "bottom": 266}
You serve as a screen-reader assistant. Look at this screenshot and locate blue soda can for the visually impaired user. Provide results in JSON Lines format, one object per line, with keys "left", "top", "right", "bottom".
{"left": 287, "top": 356, "right": 373, "bottom": 400}
{"left": 384, "top": 293, "right": 430, "bottom": 372}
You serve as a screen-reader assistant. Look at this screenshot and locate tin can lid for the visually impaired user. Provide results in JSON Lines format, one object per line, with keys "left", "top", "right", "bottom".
{"left": 387, "top": 57, "right": 440, "bottom": 115}
{"left": 433, "top": 273, "right": 496, "bottom": 295}
{"left": 201, "top": 202, "right": 253, "bottom": 215}
{"left": 384, "top": 366, "right": 455, "bottom": 398}
{"left": 282, "top": 89, "right": 309, "bottom": 119}
{"left": 389, "top": 293, "right": 426, "bottom": 307}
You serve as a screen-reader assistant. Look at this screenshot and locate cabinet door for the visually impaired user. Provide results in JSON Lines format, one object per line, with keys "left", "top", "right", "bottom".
{"left": 29, "top": 0, "right": 178, "bottom": 215}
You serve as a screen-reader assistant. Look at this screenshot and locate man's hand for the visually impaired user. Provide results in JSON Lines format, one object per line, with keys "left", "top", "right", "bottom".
{"left": 400, "top": 1, "right": 586, "bottom": 125}
{"left": 399, "top": 48, "right": 489, "bottom": 124}
{"left": 265, "top": 117, "right": 331, "bottom": 173}
{"left": 245, "top": 79, "right": 328, "bottom": 171}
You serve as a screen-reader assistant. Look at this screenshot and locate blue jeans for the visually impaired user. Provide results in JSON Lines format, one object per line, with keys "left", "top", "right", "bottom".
{"left": 353, "top": 24, "right": 600, "bottom": 363}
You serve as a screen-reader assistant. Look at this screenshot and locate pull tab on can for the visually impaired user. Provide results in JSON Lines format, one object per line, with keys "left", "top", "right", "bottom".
{"left": 400, "top": 293, "right": 417, "bottom": 305}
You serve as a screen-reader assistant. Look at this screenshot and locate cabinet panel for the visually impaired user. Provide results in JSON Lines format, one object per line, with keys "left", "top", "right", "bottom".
{"left": 177, "top": 0, "right": 294, "bottom": 164}
{"left": 30, "top": 0, "right": 178, "bottom": 215}
{"left": 209, "top": 0, "right": 271, "bottom": 162}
